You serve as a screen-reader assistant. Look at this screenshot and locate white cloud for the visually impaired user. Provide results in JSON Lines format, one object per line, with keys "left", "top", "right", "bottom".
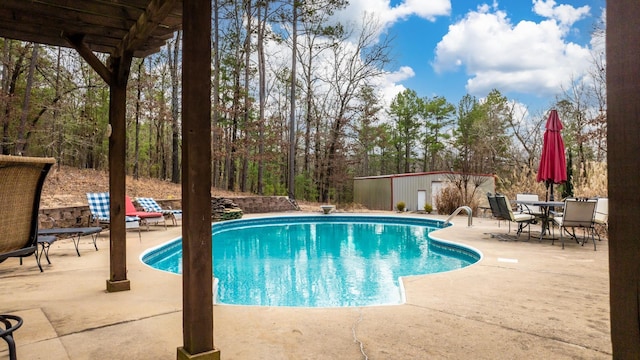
{"left": 389, "top": 0, "right": 451, "bottom": 22}
{"left": 432, "top": 2, "right": 592, "bottom": 98}
{"left": 385, "top": 66, "right": 415, "bottom": 83}
{"left": 328, "top": 1, "right": 450, "bottom": 106}
{"left": 376, "top": 67, "right": 415, "bottom": 105}
{"left": 532, "top": 0, "right": 590, "bottom": 30}
{"left": 332, "top": 0, "right": 451, "bottom": 34}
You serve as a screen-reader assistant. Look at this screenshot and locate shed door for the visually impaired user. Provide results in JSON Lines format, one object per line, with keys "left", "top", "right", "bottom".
{"left": 417, "top": 190, "right": 426, "bottom": 211}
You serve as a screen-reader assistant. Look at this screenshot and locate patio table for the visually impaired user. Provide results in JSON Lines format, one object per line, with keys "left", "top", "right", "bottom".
{"left": 515, "top": 200, "right": 564, "bottom": 242}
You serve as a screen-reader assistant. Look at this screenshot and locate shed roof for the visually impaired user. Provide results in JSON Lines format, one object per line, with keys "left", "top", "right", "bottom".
{"left": 354, "top": 171, "right": 495, "bottom": 180}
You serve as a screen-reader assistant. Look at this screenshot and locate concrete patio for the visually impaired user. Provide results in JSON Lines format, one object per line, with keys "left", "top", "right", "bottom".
{"left": 0, "top": 213, "right": 611, "bottom": 359}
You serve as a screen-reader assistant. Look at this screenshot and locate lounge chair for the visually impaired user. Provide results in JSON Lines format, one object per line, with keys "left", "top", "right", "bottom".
{"left": 552, "top": 198, "right": 598, "bottom": 250}
{"left": 135, "top": 197, "right": 182, "bottom": 225}
{"left": 0, "top": 155, "right": 55, "bottom": 272}
{"left": 494, "top": 193, "right": 537, "bottom": 240}
{"left": 125, "top": 196, "right": 166, "bottom": 230}
{"left": 86, "top": 192, "right": 141, "bottom": 237}
{"left": 38, "top": 226, "right": 102, "bottom": 257}
{"left": 35, "top": 235, "right": 56, "bottom": 267}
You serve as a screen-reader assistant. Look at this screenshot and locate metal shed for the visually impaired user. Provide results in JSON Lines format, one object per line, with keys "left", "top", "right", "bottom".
{"left": 354, "top": 171, "right": 495, "bottom": 212}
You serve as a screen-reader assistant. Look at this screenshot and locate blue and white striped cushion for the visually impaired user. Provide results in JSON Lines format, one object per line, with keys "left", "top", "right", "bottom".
{"left": 86, "top": 192, "right": 140, "bottom": 223}
{"left": 136, "top": 197, "right": 182, "bottom": 215}
{"left": 86, "top": 192, "right": 110, "bottom": 221}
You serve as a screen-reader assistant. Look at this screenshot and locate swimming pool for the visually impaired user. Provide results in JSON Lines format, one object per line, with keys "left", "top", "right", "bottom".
{"left": 141, "top": 215, "right": 481, "bottom": 307}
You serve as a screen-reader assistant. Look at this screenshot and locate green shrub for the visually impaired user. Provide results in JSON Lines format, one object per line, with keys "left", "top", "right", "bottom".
{"left": 424, "top": 203, "right": 433, "bottom": 214}
{"left": 396, "top": 201, "right": 406, "bottom": 212}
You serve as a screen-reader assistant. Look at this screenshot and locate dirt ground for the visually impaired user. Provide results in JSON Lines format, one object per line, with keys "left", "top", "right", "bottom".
{"left": 40, "top": 165, "right": 323, "bottom": 211}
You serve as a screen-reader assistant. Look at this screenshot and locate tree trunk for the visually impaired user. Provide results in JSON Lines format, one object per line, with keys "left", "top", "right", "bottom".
{"left": 134, "top": 60, "right": 142, "bottom": 179}
{"left": 55, "top": 47, "right": 62, "bottom": 168}
{"left": 241, "top": 0, "right": 252, "bottom": 193}
{"left": 1, "top": 39, "right": 13, "bottom": 155}
{"left": 288, "top": 2, "right": 297, "bottom": 200}
{"left": 256, "top": 1, "right": 267, "bottom": 195}
{"left": 404, "top": 140, "right": 410, "bottom": 173}
{"left": 16, "top": 44, "right": 38, "bottom": 155}
{"left": 170, "top": 31, "right": 182, "bottom": 183}
{"left": 212, "top": 0, "right": 220, "bottom": 188}
{"left": 2, "top": 44, "right": 27, "bottom": 155}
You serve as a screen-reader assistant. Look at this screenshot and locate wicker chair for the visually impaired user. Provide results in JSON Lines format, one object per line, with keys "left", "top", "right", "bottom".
{"left": 0, "top": 155, "right": 55, "bottom": 272}
{"left": 0, "top": 155, "right": 55, "bottom": 360}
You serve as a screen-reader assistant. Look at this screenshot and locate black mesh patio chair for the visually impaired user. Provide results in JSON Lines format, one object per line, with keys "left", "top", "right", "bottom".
{"left": 494, "top": 194, "right": 537, "bottom": 240}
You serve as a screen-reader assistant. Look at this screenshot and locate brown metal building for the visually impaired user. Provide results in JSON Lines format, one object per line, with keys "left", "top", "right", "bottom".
{"left": 354, "top": 171, "right": 495, "bottom": 212}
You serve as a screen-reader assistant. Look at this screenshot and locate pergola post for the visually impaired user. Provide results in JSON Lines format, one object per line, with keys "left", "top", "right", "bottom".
{"left": 177, "top": 0, "right": 218, "bottom": 359}
{"left": 106, "top": 53, "right": 133, "bottom": 292}
{"left": 607, "top": 1, "right": 640, "bottom": 357}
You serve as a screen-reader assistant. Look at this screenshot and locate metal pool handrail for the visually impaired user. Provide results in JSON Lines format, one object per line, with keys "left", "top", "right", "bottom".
{"left": 444, "top": 206, "right": 473, "bottom": 227}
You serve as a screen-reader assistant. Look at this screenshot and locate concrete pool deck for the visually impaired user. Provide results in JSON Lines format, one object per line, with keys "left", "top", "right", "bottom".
{"left": 0, "top": 213, "right": 611, "bottom": 359}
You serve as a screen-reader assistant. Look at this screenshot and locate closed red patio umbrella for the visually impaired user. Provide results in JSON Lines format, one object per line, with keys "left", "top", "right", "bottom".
{"left": 537, "top": 109, "right": 567, "bottom": 201}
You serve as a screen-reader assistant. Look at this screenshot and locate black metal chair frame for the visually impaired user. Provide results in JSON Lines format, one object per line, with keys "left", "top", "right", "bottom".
{"left": 494, "top": 194, "right": 536, "bottom": 240}
{"left": 552, "top": 198, "right": 598, "bottom": 250}
{"left": 38, "top": 227, "right": 102, "bottom": 257}
{"left": 0, "top": 314, "right": 23, "bottom": 360}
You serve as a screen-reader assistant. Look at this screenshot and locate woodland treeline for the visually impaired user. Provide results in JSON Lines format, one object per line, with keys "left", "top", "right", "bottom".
{"left": 0, "top": 1, "right": 607, "bottom": 204}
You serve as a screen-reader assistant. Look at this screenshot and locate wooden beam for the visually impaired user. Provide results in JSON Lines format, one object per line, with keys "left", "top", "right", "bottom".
{"left": 105, "top": 53, "right": 133, "bottom": 293}
{"left": 178, "top": 0, "right": 218, "bottom": 358}
{"left": 607, "top": 1, "right": 640, "bottom": 357}
{"left": 115, "top": 0, "right": 180, "bottom": 59}
{"left": 64, "top": 33, "right": 113, "bottom": 86}
{"left": 110, "top": 52, "right": 134, "bottom": 88}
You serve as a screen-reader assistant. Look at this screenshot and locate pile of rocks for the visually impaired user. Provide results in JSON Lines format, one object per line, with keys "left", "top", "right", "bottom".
{"left": 211, "top": 197, "right": 243, "bottom": 221}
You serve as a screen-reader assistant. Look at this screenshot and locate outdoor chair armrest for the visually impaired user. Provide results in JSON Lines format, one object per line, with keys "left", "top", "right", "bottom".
{"left": 518, "top": 203, "right": 536, "bottom": 215}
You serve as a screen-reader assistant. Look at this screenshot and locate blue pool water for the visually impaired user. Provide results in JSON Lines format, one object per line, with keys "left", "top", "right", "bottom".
{"left": 141, "top": 215, "right": 481, "bottom": 307}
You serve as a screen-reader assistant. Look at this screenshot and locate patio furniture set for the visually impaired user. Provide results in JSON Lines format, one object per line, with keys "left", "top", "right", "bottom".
{"left": 487, "top": 192, "right": 608, "bottom": 250}
{"left": 0, "top": 156, "right": 182, "bottom": 275}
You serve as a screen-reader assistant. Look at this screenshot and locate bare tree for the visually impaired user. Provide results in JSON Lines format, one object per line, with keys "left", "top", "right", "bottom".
{"left": 502, "top": 104, "right": 545, "bottom": 179}
{"left": 318, "top": 13, "right": 391, "bottom": 202}
{"left": 256, "top": 0, "right": 269, "bottom": 195}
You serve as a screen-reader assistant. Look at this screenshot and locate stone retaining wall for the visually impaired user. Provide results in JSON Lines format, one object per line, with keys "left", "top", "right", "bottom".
{"left": 229, "top": 196, "right": 297, "bottom": 213}
{"left": 38, "top": 196, "right": 298, "bottom": 229}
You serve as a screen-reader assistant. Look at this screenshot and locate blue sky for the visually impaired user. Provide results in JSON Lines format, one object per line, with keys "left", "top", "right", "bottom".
{"left": 332, "top": 0, "right": 606, "bottom": 115}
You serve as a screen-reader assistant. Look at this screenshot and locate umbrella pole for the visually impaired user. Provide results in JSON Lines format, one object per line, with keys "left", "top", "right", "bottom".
{"left": 549, "top": 182, "right": 554, "bottom": 201}
{"left": 545, "top": 181, "right": 550, "bottom": 201}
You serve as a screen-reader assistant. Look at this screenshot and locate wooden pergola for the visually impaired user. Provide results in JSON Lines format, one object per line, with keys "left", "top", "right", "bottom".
{"left": 0, "top": 1, "right": 218, "bottom": 359}
{"left": 2, "top": 1, "right": 640, "bottom": 358}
